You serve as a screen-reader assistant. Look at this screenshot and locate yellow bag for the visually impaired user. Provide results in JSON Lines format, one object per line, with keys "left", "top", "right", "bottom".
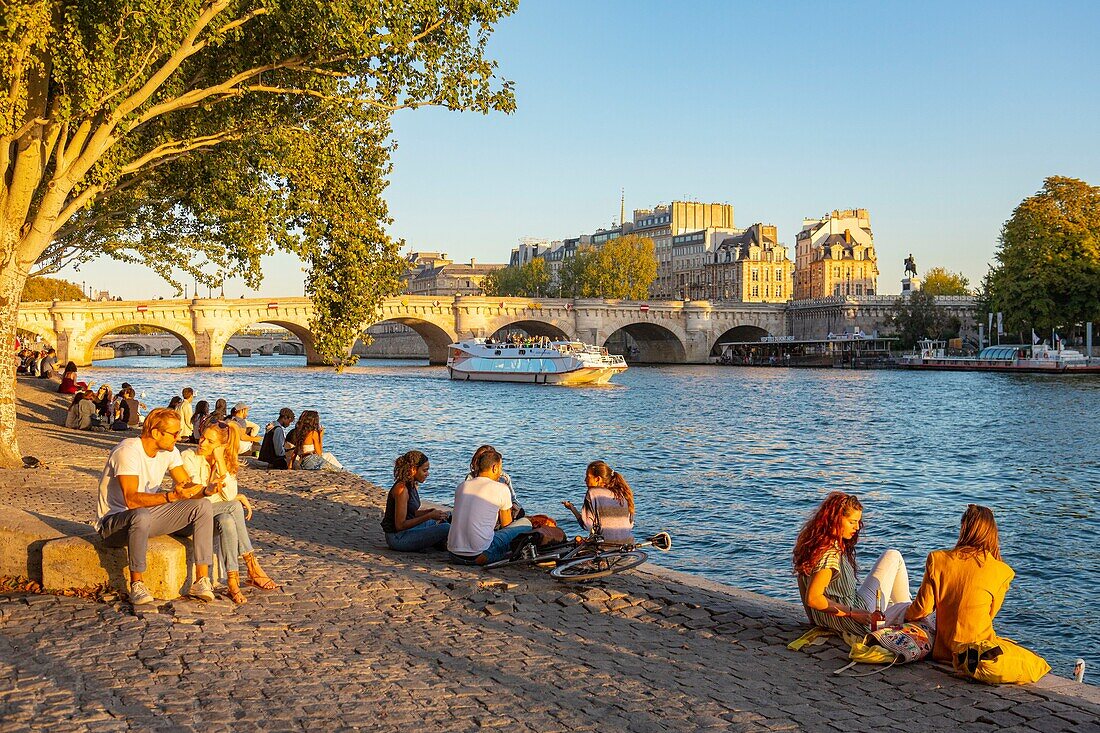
{"left": 952, "top": 637, "right": 1051, "bottom": 684}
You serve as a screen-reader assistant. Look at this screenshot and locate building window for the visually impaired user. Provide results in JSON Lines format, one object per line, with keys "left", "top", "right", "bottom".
{"left": 751, "top": 285, "right": 759, "bottom": 298}
{"left": 751, "top": 269, "right": 758, "bottom": 281}
{"left": 776, "top": 285, "right": 783, "bottom": 297}
{"left": 856, "top": 284, "right": 863, "bottom": 296}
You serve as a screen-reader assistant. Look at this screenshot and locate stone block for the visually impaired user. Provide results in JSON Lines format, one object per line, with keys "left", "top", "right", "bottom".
{"left": 0, "top": 505, "right": 90, "bottom": 581}
{"left": 41, "top": 533, "right": 194, "bottom": 600}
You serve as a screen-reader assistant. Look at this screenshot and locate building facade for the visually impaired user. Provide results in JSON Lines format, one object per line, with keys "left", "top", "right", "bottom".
{"left": 405, "top": 259, "right": 506, "bottom": 296}
{"left": 793, "top": 209, "right": 878, "bottom": 300}
{"left": 631, "top": 201, "right": 734, "bottom": 298}
{"left": 671, "top": 227, "right": 741, "bottom": 299}
{"left": 698, "top": 224, "right": 794, "bottom": 302}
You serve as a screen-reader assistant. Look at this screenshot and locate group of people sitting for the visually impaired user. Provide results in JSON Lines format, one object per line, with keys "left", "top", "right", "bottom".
{"left": 96, "top": 408, "right": 279, "bottom": 605}
{"left": 793, "top": 492, "right": 1050, "bottom": 682}
{"left": 63, "top": 380, "right": 145, "bottom": 431}
{"left": 15, "top": 346, "right": 58, "bottom": 379}
{"left": 381, "top": 446, "right": 635, "bottom": 566}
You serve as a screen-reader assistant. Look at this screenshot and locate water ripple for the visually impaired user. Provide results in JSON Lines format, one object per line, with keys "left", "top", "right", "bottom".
{"left": 84, "top": 356, "right": 1099, "bottom": 674}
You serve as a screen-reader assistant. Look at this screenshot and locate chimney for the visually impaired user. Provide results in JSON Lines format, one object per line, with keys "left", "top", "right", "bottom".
{"left": 470, "top": 257, "right": 476, "bottom": 267}
{"left": 844, "top": 229, "right": 851, "bottom": 243}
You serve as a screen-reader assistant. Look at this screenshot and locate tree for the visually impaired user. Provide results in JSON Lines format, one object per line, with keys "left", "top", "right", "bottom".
{"left": 555, "top": 236, "right": 657, "bottom": 299}
{"left": 482, "top": 258, "right": 549, "bottom": 297}
{"left": 887, "top": 289, "right": 962, "bottom": 349}
{"left": 558, "top": 246, "right": 597, "bottom": 298}
{"left": 588, "top": 235, "right": 657, "bottom": 300}
{"left": 921, "top": 267, "right": 971, "bottom": 296}
{"left": 0, "top": 1, "right": 517, "bottom": 466}
{"left": 986, "top": 176, "right": 1100, "bottom": 334}
{"left": 21, "top": 276, "right": 85, "bottom": 301}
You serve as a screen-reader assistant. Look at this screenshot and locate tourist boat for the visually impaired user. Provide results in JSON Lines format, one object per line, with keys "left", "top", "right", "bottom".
{"left": 898, "top": 339, "right": 1100, "bottom": 373}
{"left": 446, "top": 338, "right": 628, "bottom": 385}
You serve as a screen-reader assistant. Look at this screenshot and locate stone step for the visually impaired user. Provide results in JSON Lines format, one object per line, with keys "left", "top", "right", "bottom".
{"left": 1, "top": 504, "right": 210, "bottom": 600}
{"left": 0, "top": 506, "right": 89, "bottom": 581}
{"left": 41, "top": 533, "right": 194, "bottom": 600}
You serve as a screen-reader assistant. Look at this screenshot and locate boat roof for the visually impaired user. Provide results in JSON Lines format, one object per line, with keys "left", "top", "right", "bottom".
{"left": 978, "top": 345, "right": 1025, "bottom": 359}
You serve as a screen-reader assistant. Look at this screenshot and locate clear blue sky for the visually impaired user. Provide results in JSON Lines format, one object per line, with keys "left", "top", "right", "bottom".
{"left": 63, "top": 0, "right": 1100, "bottom": 299}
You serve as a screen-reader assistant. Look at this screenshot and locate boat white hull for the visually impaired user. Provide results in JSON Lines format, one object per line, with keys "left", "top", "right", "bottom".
{"left": 447, "top": 365, "right": 627, "bottom": 385}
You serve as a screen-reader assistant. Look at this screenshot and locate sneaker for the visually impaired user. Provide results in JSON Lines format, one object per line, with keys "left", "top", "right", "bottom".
{"left": 188, "top": 576, "right": 215, "bottom": 602}
{"left": 129, "top": 581, "right": 155, "bottom": 606}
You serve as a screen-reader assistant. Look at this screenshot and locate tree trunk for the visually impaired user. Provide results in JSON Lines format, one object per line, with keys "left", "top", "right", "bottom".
{"left": 0, "top": 230, "right": 31, "bottom": 469}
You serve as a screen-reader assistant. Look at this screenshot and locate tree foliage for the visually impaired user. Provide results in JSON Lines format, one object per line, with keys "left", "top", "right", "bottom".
{"left": 482, "top": 258, "right": 549, "bottom": 297}
{"left": 887, "top": 289, "right": 962, "bottom": 349}
{"left": 20, "top": 276, "right": 85, "bottom": 301}
{"left": 921, "top": 267, "right": 971, "bottom": 296}
{"left": 986, "top": 176, "right": 1100, "bottom": 333}
{"left": 0, "top": 0, "right": 517, "bottom": 465}
{"left": 556, "top": 235, "right": 657, "bottom": 299}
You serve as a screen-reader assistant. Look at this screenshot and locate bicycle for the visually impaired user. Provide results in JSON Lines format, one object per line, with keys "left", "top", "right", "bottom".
{"left": 484, "top": 530, "right": 673, "bottom": 582}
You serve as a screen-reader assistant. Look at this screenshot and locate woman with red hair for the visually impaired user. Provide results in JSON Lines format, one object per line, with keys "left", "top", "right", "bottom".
{"left": 793, "top": 492, "right": 912, "bottom": 637}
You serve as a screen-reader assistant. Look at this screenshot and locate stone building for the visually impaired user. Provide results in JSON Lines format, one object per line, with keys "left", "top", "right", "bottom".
{"left": 631, "top": 201, "right": 735, "bottom": 298}
{"left": 698, "top": 224, "right": 794, "bottom": 302}
{"left": 793, "top": 209, "right": 878, "bottom": 300}
{"left": 404, "top": 259, "right": 506, "bottom": 296}
{"left": 671, "top": 226, "right": 741, "bottom": 300}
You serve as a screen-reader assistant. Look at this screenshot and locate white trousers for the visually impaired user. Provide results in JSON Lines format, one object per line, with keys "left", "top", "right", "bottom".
{"left": 857, "top": 549, "right": 912, "bottom": 625}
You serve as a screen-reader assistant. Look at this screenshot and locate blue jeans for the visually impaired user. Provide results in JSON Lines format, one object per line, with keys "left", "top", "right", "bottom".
{"left": 211, "top": 500, "right": 254, "bottom": 572}
{"left": 386, "top": 520, "right": 450, "bottom": 552}
{"left": 482, "top": 518, "right": 534, "bottom": 564}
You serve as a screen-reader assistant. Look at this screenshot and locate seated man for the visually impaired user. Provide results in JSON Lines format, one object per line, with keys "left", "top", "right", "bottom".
{"left": 447, "top": 448, "right": 532, "bottom": 565}
{"left": 230, "top": 402, "right": 262, "bottom": 455}
{"left": 258, "top": 408, "right": 294, "bottom": 469}
{"left": 95, "top": 408, "right": 216, "bottom": 605}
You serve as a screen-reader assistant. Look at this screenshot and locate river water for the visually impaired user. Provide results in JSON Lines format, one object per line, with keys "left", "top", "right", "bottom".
{"left": 83, "top": 355, "right": 1099, "bottom": 676}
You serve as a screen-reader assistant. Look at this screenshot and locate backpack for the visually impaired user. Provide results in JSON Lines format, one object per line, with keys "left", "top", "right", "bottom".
{"left": 258, "top": 427, "right": 278, "bottom": 465}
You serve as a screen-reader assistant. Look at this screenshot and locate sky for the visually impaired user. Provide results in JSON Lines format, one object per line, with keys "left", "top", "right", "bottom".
{"left": 59, "top": 0, "right": 1100, "bottom": 299}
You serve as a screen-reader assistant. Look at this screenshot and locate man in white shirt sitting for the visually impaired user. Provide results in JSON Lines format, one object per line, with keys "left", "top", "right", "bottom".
{"left": 96, "top": 408, "right": 216, "bottom": 605}
{"left": 447, "top": 449, "right": 532, "bottom": 565}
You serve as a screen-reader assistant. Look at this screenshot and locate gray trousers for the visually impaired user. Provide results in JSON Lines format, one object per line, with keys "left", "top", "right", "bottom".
{"left": 99, "top": 498, "right": 213, "bottom": 573}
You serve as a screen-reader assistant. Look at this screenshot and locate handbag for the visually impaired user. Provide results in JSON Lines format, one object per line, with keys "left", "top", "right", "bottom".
{"left": 952, "top": 638, "right": 1050, "bottom": 684}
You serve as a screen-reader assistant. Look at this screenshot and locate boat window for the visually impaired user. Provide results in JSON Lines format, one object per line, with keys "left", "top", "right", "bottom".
{"left": 494, "top": 350, "right": 501, "bottom": 355}
{"left": 519, "top": 350, "right": 525, "bottom": 355}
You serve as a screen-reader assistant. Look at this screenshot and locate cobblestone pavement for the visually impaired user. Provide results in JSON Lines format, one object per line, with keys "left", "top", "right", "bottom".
{"left": 2, "top": 379, "right": 1098, "bottom": 732}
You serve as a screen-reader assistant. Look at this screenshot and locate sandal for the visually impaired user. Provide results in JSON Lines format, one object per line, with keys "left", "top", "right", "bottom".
{"left": 243, "top": 552, "right": 279, "bottom": 591}
{"left": 226, "top": 571, "right": 247, "bottom": 605}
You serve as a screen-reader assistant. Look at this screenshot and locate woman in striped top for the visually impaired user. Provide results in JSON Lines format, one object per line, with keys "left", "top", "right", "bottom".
{"left": 562, "top": 461, "right": 635, "bottom": 544}
{"left": 793, "top": 492, "right": 912, "bottom": 637}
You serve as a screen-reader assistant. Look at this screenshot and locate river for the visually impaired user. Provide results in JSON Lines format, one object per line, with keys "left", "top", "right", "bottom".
{"left": 82, "top": 355, "right": 1100, "bottom": 677}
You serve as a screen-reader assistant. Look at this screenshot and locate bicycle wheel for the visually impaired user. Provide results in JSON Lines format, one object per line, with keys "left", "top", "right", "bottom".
{"left": 549, "top": 550, "right": 648, "bottom": 582}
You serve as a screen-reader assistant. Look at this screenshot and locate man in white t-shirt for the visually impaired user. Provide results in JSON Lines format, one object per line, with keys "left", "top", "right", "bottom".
{"left": 230, "top": 402, "right": 262, "bottom": 455}
{"left": 447, "top": 449, "right": 533, "bottom": 565}
{"left": 96, "top": 408, "right": 216, "bottom": 605}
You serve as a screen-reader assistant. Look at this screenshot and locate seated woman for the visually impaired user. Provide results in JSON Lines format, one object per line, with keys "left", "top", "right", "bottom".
{"left": 793, "top": 492, "right": 911, "bottom": 637}
{"left": 562, "top": 460, "right": 635, "bottom": 544}
{"left": 180, "top": 420, "right": 278, "bottom": 603}
{"left": 57, "top": 361, "right": 81, "bottom": 394}
{"left": 381, "top": 450, "right": 450, "bottom": 552}
{"left": 905, "top": 504, "right": 1049, "bottom": 681}
{"left": 292, "top": 410, "right": 342, "bottom": 470}
{"left": 64, "top": 391, "right": 96, "bottom": 430}
{"left": 94, "top": 384, "right": 114, "bottom": 420}
{"left": 466, "top": 444, "right": 523, "bottom": 518}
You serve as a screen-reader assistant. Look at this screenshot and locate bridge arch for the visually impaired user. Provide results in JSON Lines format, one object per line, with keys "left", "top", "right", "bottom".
{"left": 602, "top": 322, "right": 687, "bottom": 364}
{"left": 17, "top": 324, "right": 57, "bottom": 348}
{"left": 368, "top": 317, "right": 457, "bottom": 365}
{"left": 212, "top": 315, "right": 318, "bottom": 366}
{"left": 709, "top": 324, "right": 772, "bottom": 357}
{"left": 487, "top": 318, "right": 572, "bottom": 342}
{"left": 85, "top": 322, "right": 196, "bottom": 365}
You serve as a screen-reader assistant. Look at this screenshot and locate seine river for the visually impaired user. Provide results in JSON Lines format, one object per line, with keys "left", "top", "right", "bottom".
{"left": 84, "top": 355, "right": 1099, "bottom": 676}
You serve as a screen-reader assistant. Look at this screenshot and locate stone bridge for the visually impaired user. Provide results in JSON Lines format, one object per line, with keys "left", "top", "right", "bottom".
{"left": 99, "top": 333, "right": 306, "bottom": 358}
{"left": 16, "top": 296, "right": 788, "bottom": 366}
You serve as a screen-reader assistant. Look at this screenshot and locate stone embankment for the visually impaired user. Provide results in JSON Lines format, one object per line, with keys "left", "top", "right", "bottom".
{"left": 1, "top": 379, "right": 1098, "bottom": 732}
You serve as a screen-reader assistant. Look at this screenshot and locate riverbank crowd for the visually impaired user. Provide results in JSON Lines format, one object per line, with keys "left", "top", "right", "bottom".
{"left": 15, "top": 356, "right": 1058, "bottom": 688}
